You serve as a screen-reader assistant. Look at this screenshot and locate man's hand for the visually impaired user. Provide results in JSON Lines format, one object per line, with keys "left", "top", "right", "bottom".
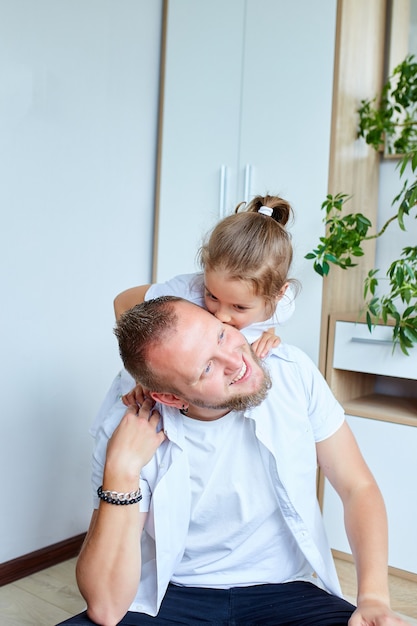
{"left": 104, "top": 398, "right": 166, "bottom": 488}
{"left": 349, "top": 598, "right": 411, "bottom": 625}
{"left": 251, "top": 328, "right": 281, "bottom": 359}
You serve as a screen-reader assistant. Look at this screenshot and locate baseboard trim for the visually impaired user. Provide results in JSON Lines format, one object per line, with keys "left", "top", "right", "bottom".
{"left": 0, "top": 532, "right": 86, "bottom": 587}
{"left": 332, "top": 548, "right": 417, "bottom": 583}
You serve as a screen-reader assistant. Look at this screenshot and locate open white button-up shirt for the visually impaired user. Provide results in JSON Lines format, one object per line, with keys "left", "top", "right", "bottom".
{"left": 90, "top": 343, "right": 345, "bottom": 617}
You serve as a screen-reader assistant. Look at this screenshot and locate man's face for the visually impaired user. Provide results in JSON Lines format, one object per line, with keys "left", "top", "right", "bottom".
{"left": 150, "top": 301, "right": 270, "bottom": 411}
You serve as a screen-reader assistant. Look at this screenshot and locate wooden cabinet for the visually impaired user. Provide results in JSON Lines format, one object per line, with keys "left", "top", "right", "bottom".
{"left": 324, "top": 314, "right": 417, "bottom": 422}
{"left": 314, "top": 0, "right": 417, "bottom": 587}
{"left": 154, "top": 0, "right": 337, "bottom": 360}
{"left": 320, "top": 313, "right": 417, "bottom": 579}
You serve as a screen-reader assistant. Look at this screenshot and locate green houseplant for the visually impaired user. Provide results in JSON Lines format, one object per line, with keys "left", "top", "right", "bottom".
{"left": 306, "top": 55, "right": 417, "bottom": 354}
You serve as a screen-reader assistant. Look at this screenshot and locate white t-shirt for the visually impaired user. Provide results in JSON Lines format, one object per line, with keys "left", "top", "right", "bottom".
{"left": 170, "top": 412, "right": 311, "bottom": 588}
{"left": 146, "top": 273, "right": 295, "bottom": 344}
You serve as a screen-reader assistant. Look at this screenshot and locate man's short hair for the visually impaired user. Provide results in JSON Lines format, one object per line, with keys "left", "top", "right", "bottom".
{"left": 114, "top": 295, "right": 183, "bottom": 392}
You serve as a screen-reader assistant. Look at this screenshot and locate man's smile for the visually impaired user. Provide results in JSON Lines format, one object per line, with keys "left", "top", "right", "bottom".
{"left": 230, "top": 360, "right": 248, "bottom": 385}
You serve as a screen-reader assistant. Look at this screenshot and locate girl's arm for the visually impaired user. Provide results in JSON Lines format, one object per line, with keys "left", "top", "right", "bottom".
{"left": 114, "top": 284, "right": 151, "bottom": 320}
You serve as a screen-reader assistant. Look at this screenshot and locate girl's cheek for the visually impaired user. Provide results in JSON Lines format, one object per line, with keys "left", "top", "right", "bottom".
{"left": 205, "top": 299, "right": 216, "bottom": 315}
{"left": 232, "top": 318, "right": 246, "bottom": 330}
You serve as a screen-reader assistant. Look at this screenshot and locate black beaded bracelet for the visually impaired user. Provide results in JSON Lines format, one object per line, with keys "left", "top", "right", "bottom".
{"left": 97, "top": 485, "right": 142, "bottom": 505}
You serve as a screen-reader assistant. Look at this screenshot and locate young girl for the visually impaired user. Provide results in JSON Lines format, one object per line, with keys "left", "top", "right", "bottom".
{"left": 114, "top": 194, "right": 298, "bottom": 359}
{"left": 91, "top": 194, "right": 298, "bottom": 454}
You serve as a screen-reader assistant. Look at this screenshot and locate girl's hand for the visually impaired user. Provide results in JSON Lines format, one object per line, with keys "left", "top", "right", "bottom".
{"left": 251, "top": 329, "right": 281, "bottom": 359}
{"left": 122, "top": 383, "right": 154, "bottom": 409}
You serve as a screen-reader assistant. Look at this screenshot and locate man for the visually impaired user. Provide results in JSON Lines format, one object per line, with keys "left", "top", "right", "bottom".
{"left": 58, "top": 296, "right": 409, "bottom": 626}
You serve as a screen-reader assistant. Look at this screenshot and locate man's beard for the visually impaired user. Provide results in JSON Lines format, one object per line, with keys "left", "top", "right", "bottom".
{"left": 188, "top": 350, "right": 272, "bottom": 412}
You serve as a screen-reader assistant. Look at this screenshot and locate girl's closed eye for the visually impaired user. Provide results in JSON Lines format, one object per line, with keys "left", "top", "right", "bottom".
{"left": 205, "top": 288, "right": 218, "bottom": 301}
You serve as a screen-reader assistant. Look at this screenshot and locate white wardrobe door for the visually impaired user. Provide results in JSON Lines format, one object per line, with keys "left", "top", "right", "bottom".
{"left": 239, "top": 0, "right": 337, "bottom": 361}
{"left": 156, "top": 0, "right": 245, "bottom": 281}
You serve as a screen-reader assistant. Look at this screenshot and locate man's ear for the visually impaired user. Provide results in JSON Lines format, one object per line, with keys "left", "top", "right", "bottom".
{"left": 149, "top": 391, "right": 185, "bottom": 409}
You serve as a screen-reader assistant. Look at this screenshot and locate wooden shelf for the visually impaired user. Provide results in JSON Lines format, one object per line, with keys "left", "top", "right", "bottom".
{"left": 344, "top": 393, "right": 417, "bottom": 427}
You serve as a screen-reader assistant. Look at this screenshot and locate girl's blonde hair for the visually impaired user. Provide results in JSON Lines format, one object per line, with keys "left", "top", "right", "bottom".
{"left": 198, "top": 194, "right": 298, "bottom": 315}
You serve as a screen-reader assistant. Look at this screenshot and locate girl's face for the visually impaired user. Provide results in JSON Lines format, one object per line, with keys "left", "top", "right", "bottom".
{"left": 204, "top": 269, "right": 279, "bottom": 330}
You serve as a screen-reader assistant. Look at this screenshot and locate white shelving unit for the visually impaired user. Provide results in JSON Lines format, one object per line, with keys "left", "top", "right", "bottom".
{"left": 320, "top": 312, "right": 417, "bottom": 580}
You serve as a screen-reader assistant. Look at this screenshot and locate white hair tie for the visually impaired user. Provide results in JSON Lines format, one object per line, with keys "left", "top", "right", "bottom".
{"left": 258, "top": 206, "right": 273, "bottom": 217}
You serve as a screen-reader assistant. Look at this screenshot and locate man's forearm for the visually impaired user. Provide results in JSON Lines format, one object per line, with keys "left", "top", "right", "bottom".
{"left": 76, "top": 402, "right": 164, "bottom": 624}
{"left": 344, "top": 481, "right": 390, "bottom": 605}
{"left": 76, "top": 504, "right": 145, "bottom": 626}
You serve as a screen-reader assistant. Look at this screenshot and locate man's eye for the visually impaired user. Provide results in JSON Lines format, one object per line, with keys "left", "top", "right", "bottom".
{"left": 219, "top": 330, "right": 225, "bottom": 342}
{"left": 204, "top": 362, "right": 212, "bottom": 375}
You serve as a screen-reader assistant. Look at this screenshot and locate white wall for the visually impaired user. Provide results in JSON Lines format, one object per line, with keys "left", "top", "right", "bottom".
{"left": 0, "top": 0, "right": 162, "bottom": 562}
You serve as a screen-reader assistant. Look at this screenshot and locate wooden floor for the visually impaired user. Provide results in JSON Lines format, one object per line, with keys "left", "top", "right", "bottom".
{"left": 0, "top": 558, "right": 85, "bottom": 625}
{"left": 0, "top": 557, "right": 415, "bottom": 625}
{"left": 334, "top": 558, "right": 417, "bottom": 624}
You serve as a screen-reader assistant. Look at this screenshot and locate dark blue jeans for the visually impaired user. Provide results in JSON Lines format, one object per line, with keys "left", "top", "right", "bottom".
{"left": 56, "top": 581, "right": 355, "bottom": 625}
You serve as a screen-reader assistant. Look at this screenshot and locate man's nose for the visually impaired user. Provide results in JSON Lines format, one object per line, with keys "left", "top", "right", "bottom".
{"left": 223, "top": 348, "right": 242, "bottom": 374}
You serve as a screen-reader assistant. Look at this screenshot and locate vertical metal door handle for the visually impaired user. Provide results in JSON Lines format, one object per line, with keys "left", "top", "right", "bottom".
{"left": 219, "top": 165, "right": 227, "bottom": 218}
{"left": 244, "top": 164, "right": 252, "bottom": 202}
